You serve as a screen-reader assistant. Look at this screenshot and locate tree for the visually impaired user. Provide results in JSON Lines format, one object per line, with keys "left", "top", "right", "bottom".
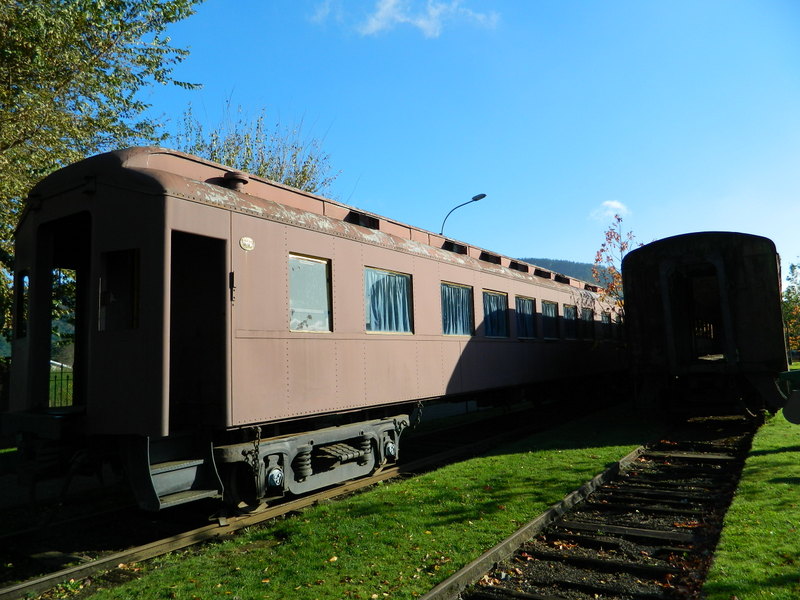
{"left": 592, "top": 214, "right": 638, "bottom": 315}
{"left": 0, "top": 0, "right": 201, "bottom": 341}
{"left": 170, "top": 104, "right": 339, "bottom": 195}
{"left": 783, "top": 263, "right": 800, "bottom": 353}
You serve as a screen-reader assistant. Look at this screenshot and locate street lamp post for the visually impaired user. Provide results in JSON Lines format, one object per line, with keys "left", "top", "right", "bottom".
{"left": 439, "top": 193, "right": 487, "bottom": 236}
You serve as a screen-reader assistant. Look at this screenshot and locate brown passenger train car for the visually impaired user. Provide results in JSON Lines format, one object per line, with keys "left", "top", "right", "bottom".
{"left": 622, "top": 232, "right": 788, "bottom": 416}
{"left": 5, "top": 147, "right": 623, "bottom": 510}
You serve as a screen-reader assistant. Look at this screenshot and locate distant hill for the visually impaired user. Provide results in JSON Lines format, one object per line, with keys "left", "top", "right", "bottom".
{"left": 518, "top": 258, "right": 598, "bottom": 284}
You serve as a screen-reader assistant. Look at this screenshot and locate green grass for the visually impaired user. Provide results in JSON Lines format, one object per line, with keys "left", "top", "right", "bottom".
{"left": 703, "top": 410, "right": 800, "bottom": 599}
{"left": 77, "top": 404, "right": 662, "bottom": 600}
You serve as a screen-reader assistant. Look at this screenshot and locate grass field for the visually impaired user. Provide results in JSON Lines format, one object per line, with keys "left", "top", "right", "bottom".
{"left": 703, "top": 410, "right": 800, "bottom": 599}
{"left": 64, "top": 404, "right": 662, "bottom": 600}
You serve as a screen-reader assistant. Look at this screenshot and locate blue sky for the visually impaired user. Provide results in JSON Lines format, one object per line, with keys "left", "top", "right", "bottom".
{"left": 143, "top": 0, "right": 800, "bottom": 276}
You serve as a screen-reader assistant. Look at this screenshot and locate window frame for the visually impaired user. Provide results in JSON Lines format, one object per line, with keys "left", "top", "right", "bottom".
{"left": 288, "top": 253, "right": 333, "bottom": 333}
{"left": 541, "top": 300, "right": 559, "bottom": 339}
{"left": 601, "top": 311, "right": 612, "bottom": 339}
{"left": 563, "top": 304, "right": 578, "bottom": 340}
{"left": 440, "top": 281, "right": 474, "bottom": 336}
{"left": 580, "top": 307, "right": 594, "bottom": 340}
{"left": 364, "top": 266, "right": 414, "bottom": 334}
{"left": 515, "top": 295, "right": 537, "bottom": 339}
{"left": 99, "top": 249, "right": 140, "bottom": 332}
{"left": 482, "top": 289, "right": 509, "bottom": 338}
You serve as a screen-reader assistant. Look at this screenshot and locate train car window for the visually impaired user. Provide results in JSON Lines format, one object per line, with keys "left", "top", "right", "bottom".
{"left": 563, "top": 305, "right": 578, "bottom": 339}
{"left": 542, "top": 301, "right": 558, "bottom": 339}
{"left": 14, "top": 272, "right": 29, "bottom": 338}
{"left": 482, "top": 290, "right": 509, "bottom": 337}
{"left": 364, "top": 267, "right": 413, "bottom": 333}
{"left": 289, "top": 254, "right": 332, "bottom": 332}
{"left": 601, "top": 312, "right": 611, "bottom": 339}
{"left": 441, "top": 282, "right": 473, "bottom": 336}
{"left": 99, "top": 250, "right": 140, "bottom": 331}
{"left": 580, "top": 308, "right": 594, "bottom": 340}
{"left": 515, "top": 296, "right": 536, "bottom": 338}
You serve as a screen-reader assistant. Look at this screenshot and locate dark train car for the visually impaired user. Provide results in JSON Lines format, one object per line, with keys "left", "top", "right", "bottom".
{"left": 3, "top": 147, "right": 624, "bottom": 510}
{"left": 622, "top": 232, "right": 787, "bottom": 415}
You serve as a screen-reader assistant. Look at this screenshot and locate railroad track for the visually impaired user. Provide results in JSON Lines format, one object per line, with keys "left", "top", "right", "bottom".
{"left": 426, "top": 414, "right": 757, "bottom": 600}
{"left": 1, "top": 401, "right": 574, "bottom": 600}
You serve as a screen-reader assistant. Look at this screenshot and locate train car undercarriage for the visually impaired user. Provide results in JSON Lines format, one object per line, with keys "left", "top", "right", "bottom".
{"left": 121, "top": 414, "right": 409, "bottom": 511}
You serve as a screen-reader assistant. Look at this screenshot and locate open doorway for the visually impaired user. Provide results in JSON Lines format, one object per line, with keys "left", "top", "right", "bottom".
{"left": 31, "top": 213, "right": 91, "bottom": 409}
{"left": 670, "top": 263, "right": 726, "bottom": 363}
{"left": 168, "top": 231, "right": 227, "bottom": 433}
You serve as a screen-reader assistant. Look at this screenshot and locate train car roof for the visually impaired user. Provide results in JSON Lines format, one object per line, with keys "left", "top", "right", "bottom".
{"left": 22, "top": 146, "right": 600, "bottom": 293}
{"left": 622, "top": 231, "right": 778, "bottom": 269}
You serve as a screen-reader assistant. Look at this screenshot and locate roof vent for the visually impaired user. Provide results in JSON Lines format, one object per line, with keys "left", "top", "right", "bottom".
{"left": 344, "top": 210, "right": 379, "bottom": 230}
{"left": 442, "top": 240, "right": 467, "bottom": 255}
{"left": 223, "top": 170, "right": 249, "bottom": 191}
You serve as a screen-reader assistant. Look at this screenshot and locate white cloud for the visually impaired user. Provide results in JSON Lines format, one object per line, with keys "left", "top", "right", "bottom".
{"left": 311, "top": 0, "right": 344, "bottom": 25}
{"left": 591, "top": 200, "right": 630, "bottom": 222}
{"left": 356, "top": 0, "right": 499, "bottom": 38}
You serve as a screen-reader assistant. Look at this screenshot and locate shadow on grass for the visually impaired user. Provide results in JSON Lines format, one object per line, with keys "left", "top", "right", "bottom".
{"left": 749, "top": 444, "right": 800, "bottom": 457}
{"left": 343, "top": 405, "right": 664, "bottom": 529}
{"left": 705, "top": 572, "right": 800, "bottom": 599}
{"left": 768, "top": 477, "right": 800, "bottom": 485}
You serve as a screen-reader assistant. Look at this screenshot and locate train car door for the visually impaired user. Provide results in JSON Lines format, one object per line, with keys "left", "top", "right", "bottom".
{"left": 168, "top": 231, "right": 228, "bottom": 433}
{"left": 228, "top": 213, "right": 288, "bottom": 426}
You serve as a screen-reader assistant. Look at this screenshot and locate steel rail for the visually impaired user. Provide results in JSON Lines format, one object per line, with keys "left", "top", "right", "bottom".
{"left": 418, "top": 445, "right": 645, "bottom": 600}
{"left": 0, "top": 419, "right": 536, "bottom": 600}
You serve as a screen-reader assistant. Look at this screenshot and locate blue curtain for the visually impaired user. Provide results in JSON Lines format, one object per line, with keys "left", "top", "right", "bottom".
{"left": 580, "top": 308, "right": 594, "bottom": 339}
{"left": 601, "top": 312, "right": 611, "bottom": 339}
{"left": 564, "top": 305, "right": 577, "bottom": 339}
{"left": 542, "top": 301, "right": 558, "bottom": 338}
{"left": 483, "top": 291, "right": 508, "bottom": 337}
{"left": 515, "top": 297, "right": 536, "bottom": 337}
{"left": 365, "top": 268, "right": 412, "bottom": 332}
{"left": 441, "top": 283, "right": 473, "bottom": 335}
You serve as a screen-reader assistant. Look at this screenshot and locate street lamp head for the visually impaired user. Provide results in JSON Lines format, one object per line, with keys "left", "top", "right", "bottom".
{"left": 439, "top": 193, "right": 489, "bottom": 236}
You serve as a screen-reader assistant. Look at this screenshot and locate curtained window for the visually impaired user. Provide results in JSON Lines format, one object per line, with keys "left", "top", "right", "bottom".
{"left": 364, "top": 267, "right": 413, "bottom": 333}
{"left": 515, "top": 296, "right": 536, "bottom": 338}
{"left": 601, "top": 311, "right": 611, "bottom": 339}
{"left": 441, "top": 282, "right": 473, "bottom": 335}
{"left": 289, "top": 255, "right": 332, "bottom": 332}
{"left": 580, "top": 308, "right": 594, "bottom": 339}
{"left": 564, "top": 305, "right": 577, "bottom": 339}
{"left": 542, "top": 301, "right": 558, "bottom": 339}
{"left": 482, "top": 290, "right": 508, "bottom": 337}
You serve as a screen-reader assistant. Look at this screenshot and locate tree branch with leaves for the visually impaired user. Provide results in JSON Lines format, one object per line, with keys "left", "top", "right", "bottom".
{"left": 0, "top": 0, "right": 201, "bottom": 342}
{"left": 783, "top": 263, "right": 800, "bottom": 354}
{"left": 169, "top": 104, "right": 339, "bottom": 195}
{"left": 592, "top": 214, "right": 638, "bottom": 316}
